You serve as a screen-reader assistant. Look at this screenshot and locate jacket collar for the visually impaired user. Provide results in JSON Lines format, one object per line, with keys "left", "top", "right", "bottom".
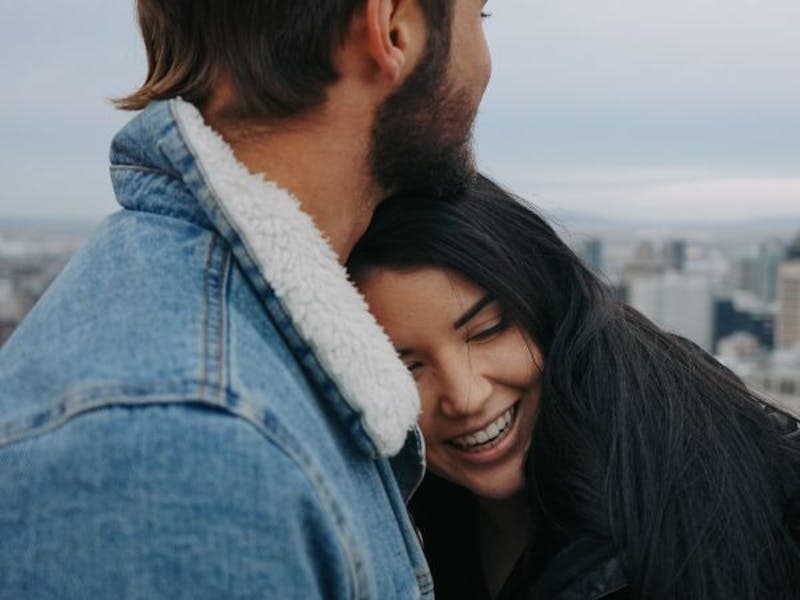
{"left": 110, "top": 99, "right": 421, "bottom": 458}
{"left": 532, "top": 537, "right": 627, "bottom": 599}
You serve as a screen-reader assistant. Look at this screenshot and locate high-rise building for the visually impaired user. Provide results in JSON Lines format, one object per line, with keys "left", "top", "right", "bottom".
{"left": 756, "top": 240, "right": 785, "bottom": 303}
{"left": 621, "top": 240, "right": 663, "bottom": 284}
{"left": 736, "top": 254, "right": 761, "bottom": 297}
{"left": 776, "top": 232, "right": 800, "bottom": 349}
{"left": 661, "top": 239, "right": 687, "bottom": 272}
{"left": 735, "top": 240, "right": 785, "bottom": 303}
{"left": 627, "top": 271, "right": 714, "bottom": 351}
{"left": 579, "top": 237, "right": 604, "bottom": 274}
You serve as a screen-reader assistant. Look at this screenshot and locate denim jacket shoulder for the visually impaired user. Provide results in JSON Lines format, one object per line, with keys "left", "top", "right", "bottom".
{"left": 0, "top": 100, "right": 429, "bottom": 598}
{"left": 2, "top": 98, "right": 420, "bottom": 454}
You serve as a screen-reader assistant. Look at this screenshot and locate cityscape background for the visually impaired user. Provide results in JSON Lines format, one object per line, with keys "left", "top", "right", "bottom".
{"left": 1, "top": 1, "right": 799, "bottom": 411}
{"left": 2, "top": 215, "right": 799, "bottom": 415}
{"left": 565, "top": 217, "right": 800, "bottom": 415}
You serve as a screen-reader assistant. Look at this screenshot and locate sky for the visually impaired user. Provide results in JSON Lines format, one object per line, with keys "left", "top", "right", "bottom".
{"left": 0, "top": 0, "right": 798, "bottom": 222}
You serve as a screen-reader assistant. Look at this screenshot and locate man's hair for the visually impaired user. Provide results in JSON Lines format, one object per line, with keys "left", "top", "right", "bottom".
{"left": 116, "top": 0, "right": 453, "bottom": 120}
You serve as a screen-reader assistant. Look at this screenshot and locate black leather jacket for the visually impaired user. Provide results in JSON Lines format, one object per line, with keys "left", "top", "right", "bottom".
{"left": 500, "top": 537, "right": 628, "bottom": 600}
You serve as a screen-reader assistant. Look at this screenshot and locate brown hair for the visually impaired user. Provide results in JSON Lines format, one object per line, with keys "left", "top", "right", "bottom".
{"left": 116, "top": 0, "right": 453, "bottom": 121}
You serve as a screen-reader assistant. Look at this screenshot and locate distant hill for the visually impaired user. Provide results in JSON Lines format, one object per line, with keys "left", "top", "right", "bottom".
{"left": 546, "top": 209, "right": 800, "bottom": 239}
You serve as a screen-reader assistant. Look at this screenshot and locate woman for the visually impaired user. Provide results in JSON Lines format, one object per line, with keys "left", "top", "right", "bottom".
{"left": 348, "top": 176, "right": 800, "bottom": 599}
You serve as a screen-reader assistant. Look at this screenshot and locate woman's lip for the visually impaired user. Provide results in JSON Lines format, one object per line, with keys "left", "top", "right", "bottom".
{"left": 446, "top": 401, "right": 521, "bottom": 466}
{"left": 450, "top": 404, "right": 516, "bottom": 442}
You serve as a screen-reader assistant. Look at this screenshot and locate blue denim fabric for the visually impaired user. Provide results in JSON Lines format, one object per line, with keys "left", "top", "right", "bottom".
{"left": 0, "top": 102, "right": 431, "bottom": 599}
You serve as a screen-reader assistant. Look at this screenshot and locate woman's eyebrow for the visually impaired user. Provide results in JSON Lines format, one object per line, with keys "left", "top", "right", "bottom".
{"left": 453, "top": 293, "right": 494, "bottom": 329}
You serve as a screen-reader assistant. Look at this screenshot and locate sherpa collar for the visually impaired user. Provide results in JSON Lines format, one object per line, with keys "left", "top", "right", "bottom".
{"left": 171, "top": 99, "right": 420, "bottom": 457}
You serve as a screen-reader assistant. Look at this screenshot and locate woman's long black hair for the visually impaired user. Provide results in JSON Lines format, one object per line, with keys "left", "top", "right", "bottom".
{"left": 348, "top": 176, "right": 800, "bottom": 599}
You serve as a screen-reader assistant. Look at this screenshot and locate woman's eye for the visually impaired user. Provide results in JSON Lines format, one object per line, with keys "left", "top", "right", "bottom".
{"left": 481, "top": 11, "right": 492, "bottom": 19}
{"left": 405, "top": 361, "right": 423, "bottom": 376}
{"left": 467, "top": 318, "right": 508, "bottom": 343}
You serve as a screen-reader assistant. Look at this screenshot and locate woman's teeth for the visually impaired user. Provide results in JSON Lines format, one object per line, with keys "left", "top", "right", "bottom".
{"left": 450, "top": 405, "right": 516, "bottom": 451}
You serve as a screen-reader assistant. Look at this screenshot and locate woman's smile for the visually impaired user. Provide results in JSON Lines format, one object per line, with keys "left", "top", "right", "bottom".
{"left": 359, "top": 267, "right": 543, "bottom": 500}
{"left": 448, "top": 401, "right": 518, "bottom": 453}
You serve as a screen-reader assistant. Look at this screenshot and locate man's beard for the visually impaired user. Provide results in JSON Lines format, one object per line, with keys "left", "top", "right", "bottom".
{"left": 369, "top": 33, "right": 478, "bottom": 200}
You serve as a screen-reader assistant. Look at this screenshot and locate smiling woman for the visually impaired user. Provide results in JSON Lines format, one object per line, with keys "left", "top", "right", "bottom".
{"left": 348, "top": 175, "right": 800, "bottom": 599}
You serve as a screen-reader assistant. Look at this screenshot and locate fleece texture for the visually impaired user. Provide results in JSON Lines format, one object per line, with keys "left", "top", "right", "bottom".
{"left": 172, "top": 99, "right": 420, "bottom": 457}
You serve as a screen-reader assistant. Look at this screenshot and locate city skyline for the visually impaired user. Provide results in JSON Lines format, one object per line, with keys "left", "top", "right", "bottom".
{"left": 4, "top": 216, "right": 800, "bottom": 421}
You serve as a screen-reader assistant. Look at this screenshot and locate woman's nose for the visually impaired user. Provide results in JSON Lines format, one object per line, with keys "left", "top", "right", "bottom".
{"left": 435, "top": 353, "right": 493, "bottom": 419}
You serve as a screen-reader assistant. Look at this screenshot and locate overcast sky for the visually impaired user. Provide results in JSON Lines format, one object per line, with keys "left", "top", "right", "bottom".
{"left": 1, "top": 0, "right": 798, "bottom": 222}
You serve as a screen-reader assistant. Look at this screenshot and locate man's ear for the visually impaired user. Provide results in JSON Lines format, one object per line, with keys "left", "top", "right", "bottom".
{"left": 364, "top": 0, "right": 425, "bottom": 83}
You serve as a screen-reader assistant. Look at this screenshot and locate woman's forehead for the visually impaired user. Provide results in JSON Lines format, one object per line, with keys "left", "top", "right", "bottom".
{"left": 361, "top": 267, "right": 485, "bottom": 308}
{"left": 359, "top": 266, "right": 495, "bottom": 337}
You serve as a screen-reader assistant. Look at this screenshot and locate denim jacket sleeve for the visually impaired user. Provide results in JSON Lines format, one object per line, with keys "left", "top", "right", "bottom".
{"left": 0, "top": 403, "right": 356, "bottom": 599}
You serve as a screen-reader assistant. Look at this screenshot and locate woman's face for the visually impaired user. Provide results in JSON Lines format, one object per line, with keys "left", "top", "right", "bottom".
{"left": 359, "top": 267, "right": 542, "bottom": 500}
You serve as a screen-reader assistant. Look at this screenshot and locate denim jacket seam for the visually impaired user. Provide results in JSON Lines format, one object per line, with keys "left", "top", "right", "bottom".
{"left": 200, "top": 235, "right": 231, "bottom": 400}
{"left": 416, "top": 574, "right": 434, "bottom": 596}
{"left": 109, "top": 164, "right": 176, "bottom": 177}
{"left": 258, "top": 415, "right": 366, "bottom": 599}
{"left": 0, "top": 380, "right": 231, "bottom": 448}
{"left": 375, "top": 456, "right": 432, "bottom": 597}
{"left": 207, "top": 387, "right": 367, "bottom": 598}
{"left": 0, "top": 380, "right": 365, "bottom": 597}
{"left": 117, "top": 203, "right": 215, "bottom": 232}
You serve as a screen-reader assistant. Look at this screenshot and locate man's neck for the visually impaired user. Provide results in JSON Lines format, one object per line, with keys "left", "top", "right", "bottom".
{"left": 207, "top": 111, "right": 381, "bottom": 263}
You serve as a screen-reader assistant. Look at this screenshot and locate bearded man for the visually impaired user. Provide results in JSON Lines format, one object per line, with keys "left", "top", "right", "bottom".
{"left": 0, "top": 0, "right": 491, "bottom": 597}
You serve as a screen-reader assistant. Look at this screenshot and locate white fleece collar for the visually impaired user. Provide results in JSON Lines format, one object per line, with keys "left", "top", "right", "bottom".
{"left": 172, "top": 99, "right": 420, "bottom": 457}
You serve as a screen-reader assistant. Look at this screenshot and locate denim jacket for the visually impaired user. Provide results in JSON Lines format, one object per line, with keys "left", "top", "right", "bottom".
{"left": 0, "top": 100, "right": 432, "bottom": 599}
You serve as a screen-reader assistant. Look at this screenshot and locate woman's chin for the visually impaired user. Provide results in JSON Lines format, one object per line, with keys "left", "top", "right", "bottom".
{"left": 467, "top": 477, "right": 525, "bottom": 501}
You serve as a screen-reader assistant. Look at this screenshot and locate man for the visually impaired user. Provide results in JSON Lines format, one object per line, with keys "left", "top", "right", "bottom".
{"left": 0, "top": 0, "right": 491, "bottom": 597}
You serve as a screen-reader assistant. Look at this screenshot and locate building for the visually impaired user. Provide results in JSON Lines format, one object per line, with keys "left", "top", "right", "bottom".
{"left": 621, "top": 240, "right": 663, "bottom": 288}
{"left": 578, "top": 237, "right": 604, "bottom": 274}
{"left": 734, "top": 240, "right": 785, "bottom": 304}
{"left": 733, "top": 346, "right": 800, "bottom": 417}
{"left": 716, "top": 331, "right": 762, "bottom": 360}
{"left": 713, "top": 297, "right": 774, "bottom": 351}
{"left": 661, "top": 239, "right": 687, "bottom": 272}
{"left": 776, "top": 233, "right": 800, "bottom": 349}
{"left": 627, "top": 271, "right": 715, "bottom": 351}
{"left": 755, "top": 240, "right": 785, "bottom": 303}
{"left": 0, "top": 253, "right": 73, "bottom": 346}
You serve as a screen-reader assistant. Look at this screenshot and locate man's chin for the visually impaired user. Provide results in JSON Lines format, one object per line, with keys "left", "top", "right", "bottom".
{"left": 382, "top": 143, "right": 476, "bottom": 200}
{"left": 420, "top": 154, "right": 477, "bottom": 199}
